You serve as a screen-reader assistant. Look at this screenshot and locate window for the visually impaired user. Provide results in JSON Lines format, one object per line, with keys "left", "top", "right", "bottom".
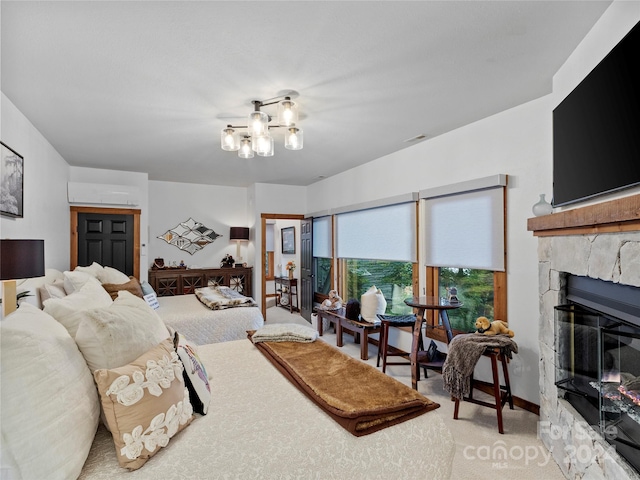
{"left": 343, "top": 259, "right": 413, "bottom": 315}
{"left": 438, "top": 267, "right": 494, "bottom": 332}
{"left": 336, "top": 200, "right": 417, "bottom": 313}
{"left": 264, "top": 251, "right": 274, "bottom": 280}
{"left": 421, "top": 175, "right": 508, "bottom": 334}
{"left": 313, "top": 216, "right": 332, "bottom": 295}
{"left": 315, "top": 257, "right": 332, "bottom": 295}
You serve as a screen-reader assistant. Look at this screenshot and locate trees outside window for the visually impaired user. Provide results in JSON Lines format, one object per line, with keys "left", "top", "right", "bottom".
{"left": 438, "top": 267, "right": 494, "bottom": 332}
{"left": 343, "top": 259, "right": 413, "bottom": 315}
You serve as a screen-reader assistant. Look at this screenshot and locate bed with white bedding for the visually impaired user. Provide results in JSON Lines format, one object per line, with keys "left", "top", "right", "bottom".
{"left": 156, "top": 294, "right": 264, "bottom": 345}
{"left": 79, "top": 338, "right": 455, "bottom": 479}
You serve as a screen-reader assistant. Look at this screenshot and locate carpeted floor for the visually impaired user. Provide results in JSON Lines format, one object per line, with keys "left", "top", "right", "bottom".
{"left": 265, "top": 307, "right": 565, "bottom": 479}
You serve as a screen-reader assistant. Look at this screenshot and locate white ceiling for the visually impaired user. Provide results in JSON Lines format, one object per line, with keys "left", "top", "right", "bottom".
{"left": 1, "top": 1, "right": 611, "bottom": 188}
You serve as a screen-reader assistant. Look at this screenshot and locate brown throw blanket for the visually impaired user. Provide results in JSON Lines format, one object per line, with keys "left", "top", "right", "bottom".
{"left": 442, "top": 334, "right": 518, "bottom": 400}
{"left": 247, "top": 331, "right": 439, "bottom": 436}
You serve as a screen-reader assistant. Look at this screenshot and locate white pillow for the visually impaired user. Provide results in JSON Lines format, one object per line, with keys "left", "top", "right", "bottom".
{"left": 360, "top": 285, "right": 387, "bottom": 322}
{"left": 75, "top": 290, "right": 170, "bottom": 372}
{"left": 43, "top": 280, "right": 113, "bottom": 337}
{"left": 98, "top": 266, "right": 130, "bottom": 285}
{"left": 63, "top": 270, "right": 101, "bottom": 294}
{"left": 16, "top": 268, "right": 65, "bottom": 309}
{"left": 74, "top": 261, "right": 105, "bottom": 279}
{"left": 38, "top": 279, "right": 67, "bottom": 303}
{"left": 0, "top": 304, "right": 100, "bottom": 480}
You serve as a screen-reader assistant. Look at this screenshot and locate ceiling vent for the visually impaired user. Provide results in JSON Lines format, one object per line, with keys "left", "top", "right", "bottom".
{"left": 404, "top": 134, "right": 428, "bottom": 143}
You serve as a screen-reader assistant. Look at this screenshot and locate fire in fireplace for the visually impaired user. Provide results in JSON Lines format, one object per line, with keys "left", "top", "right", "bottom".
{"left": 554, "top": 275, "right": 640, "bottom": 474}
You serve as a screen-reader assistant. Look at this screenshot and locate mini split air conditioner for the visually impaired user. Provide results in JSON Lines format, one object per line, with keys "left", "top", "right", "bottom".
{"left": 67, "top": 182, "right": 140, "bottom": 206}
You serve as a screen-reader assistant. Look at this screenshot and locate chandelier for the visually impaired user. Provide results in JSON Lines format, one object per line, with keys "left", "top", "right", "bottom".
{"left": 220, "top": 94, "right": 303, "bottom": 158}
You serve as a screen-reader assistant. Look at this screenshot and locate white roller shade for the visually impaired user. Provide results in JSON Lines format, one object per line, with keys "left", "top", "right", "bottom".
{"left": 312, "top": 216, "right": 332, "bottom": 258}
{"left": 265, "top": 223, "right": 275, "bottom": 252}
{"left": 336, "top": 202, "right": 416, "bottom": 262}
{"left": 423, "top": 187, "right": 504, "bottom": 271}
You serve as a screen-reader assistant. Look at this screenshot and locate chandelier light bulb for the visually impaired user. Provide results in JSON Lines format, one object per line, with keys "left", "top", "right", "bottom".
{"left": 248, "top": 110, "right": 268, "bottom": 136}
{"left": 238, "top": 136, "right": 254, "bottom": 158}
{"left": 285, "top": 127, "right": 303, "bottom": 150}
{"left": 257, "top": 135, "right": 274, "bottom": 157}
{"left": 220, "top": 127, "right": 239, "bottom": 151}
{"left": 254, "top": 134, "right": 273, "bottom": 156}
{"left": 278, "top": 97, "right": 298, "bottom": 127}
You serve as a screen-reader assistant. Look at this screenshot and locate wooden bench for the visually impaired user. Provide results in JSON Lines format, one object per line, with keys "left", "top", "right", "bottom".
{"left": 316, "top": 308, "right": 381, "bottom": 361}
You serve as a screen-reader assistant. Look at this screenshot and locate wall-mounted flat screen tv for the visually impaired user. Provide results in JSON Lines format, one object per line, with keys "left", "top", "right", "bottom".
{"left": 552, "top": 21, "right": 640, "bottom": 207}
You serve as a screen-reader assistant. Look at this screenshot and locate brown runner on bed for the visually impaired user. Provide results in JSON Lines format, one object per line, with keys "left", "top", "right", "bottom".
{"left": 247, "top": 331, "right": 440, "bottom": 436}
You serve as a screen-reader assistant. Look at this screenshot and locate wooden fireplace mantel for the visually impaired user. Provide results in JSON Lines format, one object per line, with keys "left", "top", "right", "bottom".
{"left": 527, "top": 193, "right": 640, "bottom": 237}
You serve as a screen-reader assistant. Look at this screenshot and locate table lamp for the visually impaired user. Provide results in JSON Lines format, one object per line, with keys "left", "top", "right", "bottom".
{"left": 229, "top": 227, "right": 249, "bottom": 266}
{"left": 1, "top": 239, "right": 45, "bottom": 317}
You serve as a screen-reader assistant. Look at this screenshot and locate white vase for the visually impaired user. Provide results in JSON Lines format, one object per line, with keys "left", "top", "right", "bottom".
{"left": 532, "top": 194, "right": 553, "bottom": 216}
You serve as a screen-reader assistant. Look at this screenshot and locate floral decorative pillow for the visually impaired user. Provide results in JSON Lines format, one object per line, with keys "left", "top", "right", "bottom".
{"left": 94, "top": 339, "right": 193, "bottom": 470}
{"left": 173, "top": 331, "right": 211, "bottom": 414}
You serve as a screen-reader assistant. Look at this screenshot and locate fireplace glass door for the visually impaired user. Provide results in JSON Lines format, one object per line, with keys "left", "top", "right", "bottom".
{"left": 599, "top": 324, "right": 640, "bottom": 470}
{"left": 555, "top": 302, "right": 640, "bottom": 473}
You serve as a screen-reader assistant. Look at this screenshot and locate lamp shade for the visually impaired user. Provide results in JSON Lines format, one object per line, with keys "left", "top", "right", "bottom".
{"left": 0, "top": 239, "right": 45, "bottom": 280}
{"left": 229, "top": 227, "right": 249, "bottom": 241}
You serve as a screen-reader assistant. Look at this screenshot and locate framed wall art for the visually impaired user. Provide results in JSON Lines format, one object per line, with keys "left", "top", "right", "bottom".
{"left": 1, "top": 142, "right": 24, "bottom": 218}
{"left": 281, "top": 226, "right": 295, "bottom": 254}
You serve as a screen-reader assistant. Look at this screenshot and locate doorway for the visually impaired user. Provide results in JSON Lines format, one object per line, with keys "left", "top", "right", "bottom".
{"left": 260, "top": 213, "right": 311, "bottom": 322}
{"left": 70, "top": 206, "right": 141, "bottom": 278}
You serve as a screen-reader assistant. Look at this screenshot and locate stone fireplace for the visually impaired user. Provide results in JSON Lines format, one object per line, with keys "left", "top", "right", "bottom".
{"left": 529, "top": 194, "right": 640, "bottom": 480}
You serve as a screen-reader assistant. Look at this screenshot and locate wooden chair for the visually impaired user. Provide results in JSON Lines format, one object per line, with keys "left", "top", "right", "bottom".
{"left": 376, "top": 311, "right": 454, "bottom": 380}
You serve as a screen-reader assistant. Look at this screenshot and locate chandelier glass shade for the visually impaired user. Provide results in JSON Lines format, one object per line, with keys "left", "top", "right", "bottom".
{"left": 285, "top": 127, "right": 303, "bottom": 150}
{"left": 238, "top": 136, "right": 254, "bottom": 159}
{"left": 254, "top": 134, "right": 274, "bottom": 157}
{"left": 221, "top": 128, "right": 240, "bottom": 151}
{"left": 277, "top": 98, "right": 298, "bottom": 126}
{"left": 248, "top": 110, "right": 268, "bottom": 136}
{"left": 220, "top": 94, "right": 302, "bottom": 158}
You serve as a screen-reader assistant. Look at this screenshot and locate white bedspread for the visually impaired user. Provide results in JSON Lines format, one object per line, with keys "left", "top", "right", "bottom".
{"left": 155, "top": 295, "right": 264, "bottom": 345}
{"left": 79, "top": 339, "right": 454, "bottom": 479}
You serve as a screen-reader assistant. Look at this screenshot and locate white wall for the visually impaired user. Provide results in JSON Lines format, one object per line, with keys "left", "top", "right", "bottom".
{"left": 1, "top": 93, "right": 70, "bottom": 272}
{"left": 148, "top": 180, "right": 249, "bottom": 274}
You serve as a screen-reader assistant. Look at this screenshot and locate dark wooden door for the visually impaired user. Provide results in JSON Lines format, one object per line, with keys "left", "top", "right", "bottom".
{"left": 300, "top": 218, "right": 313, "bottom": 321}
{"left": 77, "top": 212, "right": 134, "bottom": 276}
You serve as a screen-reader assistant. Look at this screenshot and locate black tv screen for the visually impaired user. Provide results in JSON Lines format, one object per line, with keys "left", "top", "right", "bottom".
{"left": 553, "top": 21, "right": 640, "bottom": 207}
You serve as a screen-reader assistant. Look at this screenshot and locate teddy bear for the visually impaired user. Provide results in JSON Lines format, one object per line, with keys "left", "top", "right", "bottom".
{"left": 319, "top": 290, "right": 343, "bottom": 311}
{"left": 475, "top": 316, "right": 515, "bottom": 337}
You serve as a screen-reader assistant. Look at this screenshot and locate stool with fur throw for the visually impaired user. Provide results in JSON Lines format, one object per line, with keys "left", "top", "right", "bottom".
{"left": 442, "top": 317, "right": 517, "bottom": 401}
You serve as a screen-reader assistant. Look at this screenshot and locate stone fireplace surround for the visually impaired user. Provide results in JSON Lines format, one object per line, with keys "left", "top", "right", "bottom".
{"left": 529, "top": 193, "right": 640, "bottom": 480}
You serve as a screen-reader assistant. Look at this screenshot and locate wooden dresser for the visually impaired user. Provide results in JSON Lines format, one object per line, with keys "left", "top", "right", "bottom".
{"left": 148, "top": 266, "right": 253, "bottom": 297}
